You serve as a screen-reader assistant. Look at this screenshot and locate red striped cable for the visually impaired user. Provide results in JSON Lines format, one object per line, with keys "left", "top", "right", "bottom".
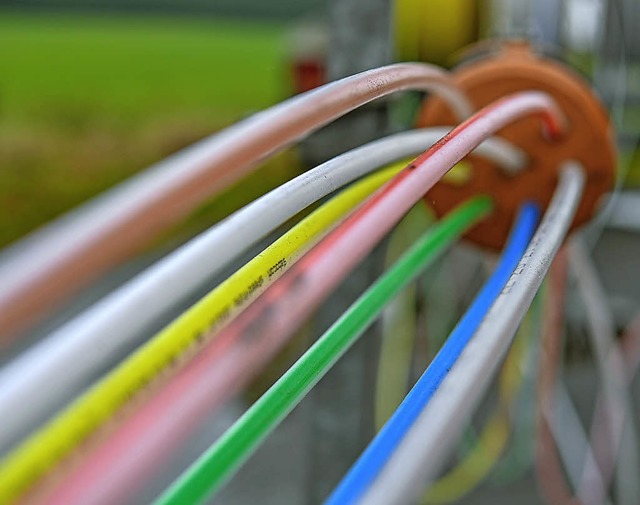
{"left": 0, "top": 63, "right": 471, "bottom": 342}
{"left": 44, "top": 91, "right": 565, "bottom": 505}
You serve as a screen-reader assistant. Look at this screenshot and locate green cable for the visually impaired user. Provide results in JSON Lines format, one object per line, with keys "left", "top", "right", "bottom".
{"left": 154, "top": 196, "right": 493, "bottom": 505}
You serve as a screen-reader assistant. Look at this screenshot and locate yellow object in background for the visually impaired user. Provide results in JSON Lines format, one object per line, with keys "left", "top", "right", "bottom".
{"left": 394, "top": 0, "right": 479, "bottom": 67}
{"left": 422, "top": 297, "right": 535, "bottom": 504}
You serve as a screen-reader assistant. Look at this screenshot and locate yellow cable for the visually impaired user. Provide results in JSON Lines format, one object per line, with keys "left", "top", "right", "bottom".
{"left": 375, "top": 203, "right": 434, "bottom": 430}
{"left": 0, "top": 163, "right": 406, "bottom": 503}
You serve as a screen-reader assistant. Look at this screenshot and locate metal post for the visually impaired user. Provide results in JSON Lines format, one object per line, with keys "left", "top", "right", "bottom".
{"left": 304, "top": 0, "right": 393, "bottom": 502}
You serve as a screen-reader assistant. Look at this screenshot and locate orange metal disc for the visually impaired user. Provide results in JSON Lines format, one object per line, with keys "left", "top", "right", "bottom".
{"left": 418, "top": 42, "right": 616, "bottom": 250}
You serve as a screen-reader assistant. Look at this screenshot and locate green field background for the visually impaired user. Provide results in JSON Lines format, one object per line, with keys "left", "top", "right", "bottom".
{"left": 0, "top": 12, "right": 299, "bottom": 248}
{"left": 1, "top": 11, "right": 638, "bottom": 249}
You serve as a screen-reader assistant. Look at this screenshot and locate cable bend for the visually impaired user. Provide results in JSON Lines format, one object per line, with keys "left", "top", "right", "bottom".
{"left": 0, "top": 127, "right": 520, "bottom": 458}
{"left": 0, "top": 63, "right": 472, "bottom": 343}
{"left": 32, "top": 91, "right": 565, "bottom": 505}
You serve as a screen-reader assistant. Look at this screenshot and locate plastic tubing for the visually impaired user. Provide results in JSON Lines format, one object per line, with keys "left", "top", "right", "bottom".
{"left": 361, "top": 162, "right": 585, "bottom": 505}
{"left": 0, "top": 63, "right": 473, "bottom": 343}
{"left": 490, "top": 290, "right": 543, "bottom": 485}
{"left": 0, "top": 128, "right": 523, "bottom": 457}
{"left": 569, "top": 238, "right": 639, "bottom": 505}
{"left": 534, "top": 248, "right": 576, "bottom": 505}
{"left": 536, "top": 269, "right": 640, "bottom": 505}
{"left": 422, "top": 305, "right": 533, "bottom": 504}
{"left": 550, "top": 383, "right": 610, "bottom": 504}
{"left": 153, "top": 197, "right": 491, "bottom": 505}
{"left": 0, "top": 164, "right": 405, "bottom": 504}
{"left": 536, "top": 238, "right": 639, "bottom": 505}
{"left": 40, "top": 91, "right": 564, "bottom": 505}
{"left": 327, "top": 202, "right": 540, "bottom": 505}
{"left": 374, "top": 204, "right": 434, "bottom": 431}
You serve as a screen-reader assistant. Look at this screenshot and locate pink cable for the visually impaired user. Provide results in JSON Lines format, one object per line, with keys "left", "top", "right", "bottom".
{"left": 0, "top": 63, "right": 472, "bottom": 343}
{"left": 537, "top": 240, "right": 640, "bottom": 505}
{"left": 43, "top": 91, "right": 565, "bottom": 505}
{"left": 536, "top": 254, "right": 640, "bottom": 505}
{"left": 535, "top": 248, "right": 579, "bottom": 505}
{"left": 569, "top": 239, "right": 635, "bottom": 505}
{"left": 590, "top": 312, "right": 640, "bottom": 468}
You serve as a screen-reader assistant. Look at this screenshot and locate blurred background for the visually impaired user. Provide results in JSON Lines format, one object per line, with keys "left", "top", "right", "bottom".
{"left": 2, "top": 0, "right": 638, "bottom": 251}
{"left": 0, "top": 0, "right": 311, "bottom": 250}
{"left": 1, "top": 0, "right": 640, "bottom": 504}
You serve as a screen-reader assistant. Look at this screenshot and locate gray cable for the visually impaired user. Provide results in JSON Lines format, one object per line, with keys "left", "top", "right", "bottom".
{"left": 549, "top": 382, "right": 613, "bottom": 505}
{"left": 569, "top": 237, "right": 639, "bottom": 505}
{"left": 0, "top": 128, "right": 524, "bottom": 453}
{"left": 0, "top": 63, "right": 473, "bottom": 340}
{"left": 361, "top": 161, "right": 585, "bottom": 505}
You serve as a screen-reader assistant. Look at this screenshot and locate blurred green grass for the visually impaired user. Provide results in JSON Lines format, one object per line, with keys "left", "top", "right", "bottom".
{"left": 0, "top": 12, "right": 288, "bottom": 122}
{"left": 0, "top": 12, "right": 299, "bottom": 248}
{"left": 6, "top": 12, "right": 636, "bottom": 252}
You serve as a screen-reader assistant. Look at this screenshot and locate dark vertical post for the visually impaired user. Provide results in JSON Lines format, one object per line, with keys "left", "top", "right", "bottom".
{"left": 304, "top": 0, "right": 393, "bottom": 503}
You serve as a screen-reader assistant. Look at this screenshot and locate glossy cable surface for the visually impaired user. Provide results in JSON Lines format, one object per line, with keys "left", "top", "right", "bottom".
{"left": 569, "top": 238, "right": 639, "bottom": 505}
{"left": 0, "top": 63, "right": 472, "bottom": 342}
{"left": 0, "top": 128, "right": 521, "bottom": 455}
{"left": 534, "top": 249, "right": 575, "bottom": 505}
{"left": 154, "top": 197, "right": 491, "bottom": 505}
{"left": 0, "top": 165, "right": 405, "bottom": 503}
{"left": 422, "top": 304, "right": 534, "bottom": 504}
{"left": 489, "top": 292, "right": 542, "bottom": 486}
{"left": 327, "top": 202, "right": 539, "bottom": 505}
{"left": 536, "top": 238, "right": 639, "bottom": 505}
{"left": 37, "top": 91, "right": 563, "bottom": 505}
{"left": 361, "top": 162, "right": 584, "bottom": 505}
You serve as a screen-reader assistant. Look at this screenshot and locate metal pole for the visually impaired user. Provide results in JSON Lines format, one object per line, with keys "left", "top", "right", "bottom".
{"left": 305, "top": 0, "right": 393, "bottom": 502}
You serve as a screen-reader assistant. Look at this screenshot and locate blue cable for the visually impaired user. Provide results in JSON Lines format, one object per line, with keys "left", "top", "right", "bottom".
{"left": 325, "top": 202, "right": 539, "bottom": 505}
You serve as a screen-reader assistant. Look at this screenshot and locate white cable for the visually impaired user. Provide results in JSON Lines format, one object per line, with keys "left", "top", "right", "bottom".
{"left": 0, "top": 63, "right": 474, "bottom": 340}
{"left": 549, "top": 382, "right": 612, "bottom": 505}
{"left": 0, "top": 128, "right": 524, "bottom": 453}
{"left": 360, "top": 161, "right": 585, "bottom": 505}
{"left": 569, "top": 236, "right": 639, "bottom": 505}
